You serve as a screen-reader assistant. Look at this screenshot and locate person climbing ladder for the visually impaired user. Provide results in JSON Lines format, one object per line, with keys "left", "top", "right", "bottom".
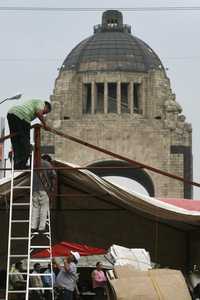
{"left": 7, "top": 98, "right": 51, "bottom": 169}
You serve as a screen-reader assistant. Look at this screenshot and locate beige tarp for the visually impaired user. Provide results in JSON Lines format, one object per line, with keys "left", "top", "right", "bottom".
{"left": 108, "top": 266, "right": 191, "bottom": 300}
{"left": 1, "top": 160, "right": 200, "bottom": 227}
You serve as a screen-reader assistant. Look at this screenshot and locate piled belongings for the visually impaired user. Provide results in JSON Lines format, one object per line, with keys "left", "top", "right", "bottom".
{"left": 107, "top": 244, "right": 152, "bottom": 271}
{"left": 106, "top": 245, "right": 191, "bottom": 300}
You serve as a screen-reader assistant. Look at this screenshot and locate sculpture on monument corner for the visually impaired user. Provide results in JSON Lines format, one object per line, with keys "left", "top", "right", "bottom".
{"left": 164, "top": 93, "right": 183, "bottom": 129}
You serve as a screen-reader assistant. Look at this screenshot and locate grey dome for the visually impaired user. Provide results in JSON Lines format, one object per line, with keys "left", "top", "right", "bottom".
{"left": 62, "top": 10, "right": 164, "bottom": 73}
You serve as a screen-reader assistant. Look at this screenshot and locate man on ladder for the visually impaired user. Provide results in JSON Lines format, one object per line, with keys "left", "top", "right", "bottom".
{"left": 31, "top": 154, "right": 56, "bottom": 234}
{"left": 7, "top": 98, "right": 51, "bottom": 169}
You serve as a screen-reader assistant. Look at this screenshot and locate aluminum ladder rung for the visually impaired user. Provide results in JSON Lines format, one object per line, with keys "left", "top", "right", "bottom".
{"left": 13, "top": 186, "right": 31, "bottom": 189}
{"left": 31, "top": 245, "right": 50, "bottom": 249}
{"left": 10, "top": 254, "right": 28, "bottom": 258}
{"left": 8, "top": 290, "right": 26, "bottom": 293}
{"left": 31, "top": 233, "right": 50, "bottom": 238}
{"left": 31, "top": 232, "right": 50, "bottom": 236}
{"left": 12, "top": 203, "right": 30, "bottom": 206}
{"left": 14, "top": 169, "right": 31, "bottom": 173}
{"left": 11, "top": 237, "right": 29, "bottom": 240}
{"left": 29, "top": 273, "right": 52, "bottom": 276}
{"left": 29, "top": 287, "right": 53, "bottom": 290}
{"left": 31, "top": 232, "right": 39, "bottom": 236}
{"left": 9, "top": 272, "right": 27, "bottom": 276}
{"left": 11, "top": 220, "right": 29, "bottom": 223}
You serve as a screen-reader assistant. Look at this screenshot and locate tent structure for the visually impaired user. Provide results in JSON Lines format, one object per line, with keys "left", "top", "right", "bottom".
{"left": 0, "top": 159, "right": 200, "bottom": 271}
{"left": 1, "top": 160, "right": 200, "bottom": 226}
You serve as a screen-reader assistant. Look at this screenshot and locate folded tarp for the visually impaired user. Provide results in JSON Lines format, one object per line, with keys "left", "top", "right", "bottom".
{"left": 108, "top": 244, "right": 151, "bottom": 271}
{"left": 108, "top": 266, "right": 191, "bottom": 300}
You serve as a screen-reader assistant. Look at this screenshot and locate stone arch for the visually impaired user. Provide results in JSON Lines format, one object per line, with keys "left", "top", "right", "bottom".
{"left": 87, "top": 160, "right": 155, "bottom": 197}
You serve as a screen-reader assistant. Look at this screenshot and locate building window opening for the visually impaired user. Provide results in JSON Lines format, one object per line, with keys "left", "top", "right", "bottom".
{"left": 96, "top": 83, "right": 104, "bottom": 113}
{"left": 83, "top": 83, "right": 91, "bottom": 114}
{"left": 108, "top": 83, "right": 117, "bottom": 113}
{"left": 107, "top": 18, "right": 118, "bottom": 28}
{"left": 133, "top": 83, "right": 141, "bottom": 113}
{"left": 121, "top": 83, "right": 129, "bottom": 113}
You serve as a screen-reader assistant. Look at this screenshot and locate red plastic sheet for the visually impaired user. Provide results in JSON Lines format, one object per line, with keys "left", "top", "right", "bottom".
{"left": 159, "top": 198, "right": 200, "bottom": 211}
{"left": 32, "top": 241, "right": 106, "bottom": 258}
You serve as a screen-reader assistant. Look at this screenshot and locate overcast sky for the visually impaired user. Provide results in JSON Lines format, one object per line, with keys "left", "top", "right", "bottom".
{"left": 0, "top": 0, "right": 199, "bottom": 198}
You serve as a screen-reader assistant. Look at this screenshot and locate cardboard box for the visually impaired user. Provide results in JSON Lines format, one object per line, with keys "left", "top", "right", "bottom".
{"left": 108, "top": 266, "right": 191, "bottom": 300}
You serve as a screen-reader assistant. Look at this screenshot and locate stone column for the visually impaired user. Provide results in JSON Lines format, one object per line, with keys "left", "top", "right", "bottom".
{"left": 141, "top": 80, "right": 145, "bottom": 116}
{"left": 117, "top": 81, "right": 121, "bottom": 114}
{"left": 91, "top": 81, "right": 96, "bottom": 114}
{"left": 104, "top": 82, "right": 108, "bottom": 114}
{"left": 129, "top": 81, "right": 134, "bottom": 114}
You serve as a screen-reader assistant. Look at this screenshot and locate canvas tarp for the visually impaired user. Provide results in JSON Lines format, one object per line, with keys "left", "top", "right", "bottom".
{"left": 1, "top": 159, "right": 200, "bottom": 228}
{"left": 107, "top": 244, "right": 151, "bottom": 271}
{"left": 108, "top": 266, "right": 191, "bottom": 300}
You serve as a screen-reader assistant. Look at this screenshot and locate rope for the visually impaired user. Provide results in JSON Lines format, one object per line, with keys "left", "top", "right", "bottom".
{"left": 1, "top": 124, "right": 200, "bottom": 188}
{"left": 44, "top": 126, "right": 200, "bottom": 188}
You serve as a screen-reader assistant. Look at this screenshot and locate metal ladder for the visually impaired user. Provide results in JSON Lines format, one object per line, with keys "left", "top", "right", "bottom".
{"left": 5, "top": 151, "right": 55, "bottom": 300}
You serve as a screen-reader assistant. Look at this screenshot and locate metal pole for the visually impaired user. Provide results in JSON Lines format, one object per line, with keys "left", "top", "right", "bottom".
{"left": 0, "top": 98, "right": 9, "bottom": 105}
{"left": 0, "top": 94, "right": 22, "bottom": 105}
{"left": 34, "top": 124, "right": 41, "bottom": 168}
